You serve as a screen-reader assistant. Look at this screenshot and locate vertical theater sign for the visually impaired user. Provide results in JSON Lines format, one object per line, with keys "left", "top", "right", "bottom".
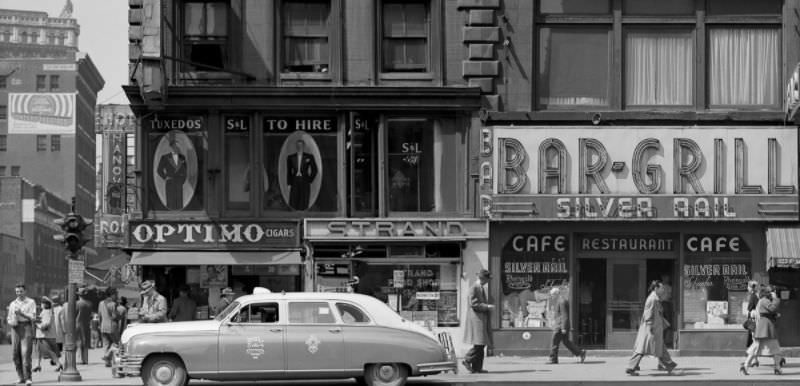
{"left": 479, "top": 127, "right": 798, "bottom": 220}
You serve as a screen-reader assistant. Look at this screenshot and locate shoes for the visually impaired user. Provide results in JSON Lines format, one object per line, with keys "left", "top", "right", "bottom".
{"left": 579, "top": 350, "right": 586, "bottom": 364}
{"left": 546, "top": 360, "right": 558, "bottom": 364}
{"left": 55, "top": 364, "right": 63, "bottom": 372}
{"left": 625, "top": 368, "right": 639, "bottom": 376}
{"left": 16, "top": 380, "right": 24, "bottom": 385}
{"left": 664, "top": 362, "right": 677, "bottom": 373}
{"left": 476, "top": 369, "right": 489, "bottom": 373}
{"left": 753, "top": 360, "right": 759, "bottom": 367}
{"left": 633, "top": 365, "right": 640, "bottom": 371}
{"left": 739, "top": 363, "right": 749, "bottom": 376}
{"left": 657, "top": 364, "right": 666, "bottom": 371}
{"left": 25, "top": 380, "right": 32, "bottom": 386}
{"left": 461, "top": 360, "right": 473, "bottom": 373}
{"left": 780, "top": 358, "right": 787, "bottom": 367}
{"left": 774, "top": 367, "right": 783, "bottom": 375}
{"left": 32, "top": 366, "right": 41, "bottom": 373}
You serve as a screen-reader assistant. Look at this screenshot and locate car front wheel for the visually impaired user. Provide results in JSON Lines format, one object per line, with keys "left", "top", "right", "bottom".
{"left": 141, "top": 355, "right": 188, "bottom": 386}
{"left": 364, "top": 363, "right": 408, "bottom": 386}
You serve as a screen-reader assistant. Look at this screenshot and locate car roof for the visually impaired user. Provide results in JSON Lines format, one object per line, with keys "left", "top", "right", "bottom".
{"left": 234, "top": 292, "right": 379, "bottom": 303}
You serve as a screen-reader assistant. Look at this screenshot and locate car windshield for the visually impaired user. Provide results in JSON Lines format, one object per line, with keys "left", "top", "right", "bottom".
{"left": 214, "top": 301, "right": 240, "bottom": 321}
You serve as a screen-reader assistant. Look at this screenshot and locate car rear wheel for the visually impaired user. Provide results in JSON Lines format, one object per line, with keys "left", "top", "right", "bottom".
{"left": 141, "top": 355, "right": 188, "bottom": 386}
{"left": 364, "top": 363, "right": 408, "bottom": 386}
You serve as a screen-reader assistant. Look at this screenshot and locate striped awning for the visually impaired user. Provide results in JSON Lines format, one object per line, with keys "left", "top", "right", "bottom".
{"left": 766, "top": 225, "right": 800, "bottom": 268}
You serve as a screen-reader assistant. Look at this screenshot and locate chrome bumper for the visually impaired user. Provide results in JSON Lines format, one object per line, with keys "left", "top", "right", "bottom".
{"left": 418, "top": 360, "right": 458, "bottom": 374}
{"left": 112, "top": 352, "right": 145, "bottom": 377}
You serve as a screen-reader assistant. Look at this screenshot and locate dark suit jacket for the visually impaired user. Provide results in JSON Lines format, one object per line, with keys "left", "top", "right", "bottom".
{"left": 156, "top": 152, "right": 187, "bottom": 209}
{"left": 553, "top": 296, "right": 570, "bottom": 331}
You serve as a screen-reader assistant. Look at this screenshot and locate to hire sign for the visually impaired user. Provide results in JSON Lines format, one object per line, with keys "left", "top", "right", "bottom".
{"left": 480, "top": 127, "right": 798, "bottom": 221}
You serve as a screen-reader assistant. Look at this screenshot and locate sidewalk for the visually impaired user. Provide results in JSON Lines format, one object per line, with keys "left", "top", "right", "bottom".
{"left": 2, "top": 348, "right": 798, "bottom": 385}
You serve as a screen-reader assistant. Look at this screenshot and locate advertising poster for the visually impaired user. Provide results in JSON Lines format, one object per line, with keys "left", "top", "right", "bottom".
{"left": 8, "top": 93, "right": 76, "bottom": 134}
{"left": 201, "top": 265, "right": 228, "bottom": 288}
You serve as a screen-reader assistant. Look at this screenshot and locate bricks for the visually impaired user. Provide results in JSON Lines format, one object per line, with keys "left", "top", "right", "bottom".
{"left": 468, "top": 10, "right": 494, "bottom": 25}
{"left": 457, "top": 0, "right": 500, "bottom": 9}
{"left": 463, "top": 60, "right": 499, "bottom": 77}
{"left": 469, "top": 44, "right": 494, "bottom": 59}
{"left": 469, "top": 78, "right": 495, "bottom": 94}
{"left": 463, "top": 26, "right": 500, "bottom": 43}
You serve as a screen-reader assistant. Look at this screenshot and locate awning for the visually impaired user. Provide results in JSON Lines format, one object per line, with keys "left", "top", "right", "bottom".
{"left": 766, "top": 226, "right": 800, "bottom": 268}
{"left": 130, "top": 251, "right": 301, "bottom": 266}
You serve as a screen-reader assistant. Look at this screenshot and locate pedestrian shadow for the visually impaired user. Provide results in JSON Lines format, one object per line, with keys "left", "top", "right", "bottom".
{"left": 481, "top": 369, "right": 552, "bottom": 374}
{"left": 581, "top": 360, "right": 606, "bottom": 364}
{"left": 646, "top": 368, "right": 713, "bottom": 377}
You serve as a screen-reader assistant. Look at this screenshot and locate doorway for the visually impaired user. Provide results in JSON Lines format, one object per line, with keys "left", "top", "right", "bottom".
{"left": 606, "top": 260, "right": 646, "bottom": 349}
{"left": 577, "top": 259, "right": 606, "bottom": 348}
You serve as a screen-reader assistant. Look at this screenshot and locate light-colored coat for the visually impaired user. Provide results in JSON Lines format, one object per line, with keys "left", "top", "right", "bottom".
{"left": 53, "top": 304, "right": 64, "bottom": 343}
{"left": 463, "top": 281, "right": 492, "bottom": 346}
{"left": 35, "top": 308, "right": 56, "bottom": 339}
{"left": 753, "top": 296, "right": 780, "bottom": 340}
{"left": 632, "top": 291, "right": 667, "bottom": 355}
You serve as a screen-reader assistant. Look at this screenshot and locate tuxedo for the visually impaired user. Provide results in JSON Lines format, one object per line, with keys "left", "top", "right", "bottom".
{"left": 286, "top": 152, "right": 317, "bottom": 210}
{"left": 157, "top": 152, "right": 187, "bottom": 210}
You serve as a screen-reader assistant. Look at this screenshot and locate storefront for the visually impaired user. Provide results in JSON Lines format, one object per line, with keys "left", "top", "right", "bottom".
{"left": 479, "top": 126, "right": 798, "bottom": 355}
{"left": 305, "top": 218, "right": 489, "bottom": 350}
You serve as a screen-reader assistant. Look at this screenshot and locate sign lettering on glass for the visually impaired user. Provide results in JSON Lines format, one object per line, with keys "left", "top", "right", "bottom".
{"left": 128, "top": 221, "right": 299, "bottom": 249}
{"left": 305, "top": 219, "right": 489, "bottom": 240}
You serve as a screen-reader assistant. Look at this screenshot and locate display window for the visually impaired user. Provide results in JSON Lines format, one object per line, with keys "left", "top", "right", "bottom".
{"left": 147, "top": 118, "right": 206, "bottom": 212}
{"left": 224, "top": 115, "right": 252, "bottom": 212}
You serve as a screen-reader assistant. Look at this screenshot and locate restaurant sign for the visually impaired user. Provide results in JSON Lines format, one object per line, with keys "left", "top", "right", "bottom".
{"left": 480, "top": 127, "right": 798, "bottom": 221}
{"left": 128, "top": 221, "right": 299, "bottom": 249}
{"left": 304, "top": 219, "right": 489, "bottom": 240}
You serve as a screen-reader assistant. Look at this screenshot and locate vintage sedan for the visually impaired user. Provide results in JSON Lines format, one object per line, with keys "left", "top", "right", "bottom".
{"left": 114, "top": 292, "right": 457, "bottom": 386}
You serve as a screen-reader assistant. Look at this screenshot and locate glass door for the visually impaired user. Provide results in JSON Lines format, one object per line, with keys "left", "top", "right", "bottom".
{"left": 606, "top": 260, "right": 645, "bottom": 349}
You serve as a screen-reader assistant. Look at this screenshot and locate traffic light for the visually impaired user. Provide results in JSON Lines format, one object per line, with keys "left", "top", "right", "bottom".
{"left": 54, "top": 213, "right": 93, "bottom": 256}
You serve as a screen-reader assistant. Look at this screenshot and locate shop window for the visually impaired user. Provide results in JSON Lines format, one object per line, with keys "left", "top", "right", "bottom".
{"left": 335, "top": 302, "right": 371, "bottom": 323}
{"left": 348, "top": 114, "right": 378, "bottom": 215}
{"left": 708, "top": 27, "right": 779, "bottom": 107}
{"left": 50, "top": 135, "right": 61, "bottom": 152}
{"left": 624, "top": 28, "right": 693, "bottom": 106}
{"left": 147, "top": 118, "right": 205, "bottom": 212}
{"left": 382, "top": 0, "right": 429, "bottom": 73}
{"left": 223, "top": 115, "right": 251, "bottom": 212}
{"left": 232, "top": 302, "right": 280, "bottom": 323}
{"left": 36, "top": 75, "right": 46, "bottom": 92}
{"left": 683, "top": 256, "right": 751, "bottom": 329}
{"left": 540, "top": 0, "right": 609, "bottom": 14}
{"left": 538, "top": 27, "right": 612, "bottom": 108}
{"left": 36, "top": 135, "right": 47, "bottom": 151}
{"left": 289, "top": 302, "right": 336, "bottom": 324}
{"left": 182, "top": 0, "right": 229, "bottom": 72}
{"left": 353, "top": 263, "right": 459, "bottom": 327}
{"left": 282, "top": 0, "right": 330, "bottom": 73}
{"left": 262, "top": 117, "right": 338, "bottom": 213}
{"left": 623, "top": 0, "right": 693, "bottom": 15}
{"left": 49, "top": 75, "right": 59, "bottom": 91}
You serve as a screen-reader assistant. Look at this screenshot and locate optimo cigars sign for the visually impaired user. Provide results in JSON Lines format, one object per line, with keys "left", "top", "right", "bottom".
{"left": 305, "top": 219, "right": 488, "bottom": 240}
{"left": 128, "top": 221, "right": 299, "bottom": 249}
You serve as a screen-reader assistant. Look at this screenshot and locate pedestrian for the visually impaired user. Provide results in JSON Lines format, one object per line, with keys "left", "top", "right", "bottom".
{"left": 51, "top": 294, "right": 64, "bottom": 354}
{"left": 138, "top": 280, "right": 168, "bottom": 323}
{"left": 169, "top": 285, "right": 197, "bottom": 322}
{"left": 660, "top": 274, "right": 674, "bottom": 349}
{"left": 740, "top": 285, "right": 784, "bottom": 375}
{"left": 98, "top": 288, "right": 119, "bottom": 367}
{"left": 90, "top": 312, "right": 101, "bottom": 348}
{"left": 462, "top": 269, "right": 494, "bottom": 374}
{"left": 33, "top": 296, "right": 62, "bottom": 373}
{"left": 743, "top": 280, "right": 760, "bottom": 366}
{"left": 116, "top": 296, "right": 128, "bottom": 342}
{"left": 625, "top": 280, "right": 677, "bottom": 376}
{"left": 75, "top": 287, "right": 93, "bottom": 365}
{"left": 7, "top": 283, "right": 36, "bottom": 385}
{"left": 547, "top": 286, "right": 586, "bottom": 364}
{"left": 214, "top": 287, "right": 235, "bottom": 316}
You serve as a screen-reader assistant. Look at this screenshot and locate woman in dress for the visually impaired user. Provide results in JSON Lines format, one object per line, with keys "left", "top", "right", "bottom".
{"left": 33, "top": 296, "right": 62, "bottom": 373}
{"left": 740, "top": 285, "right": 784, "bottom": 375}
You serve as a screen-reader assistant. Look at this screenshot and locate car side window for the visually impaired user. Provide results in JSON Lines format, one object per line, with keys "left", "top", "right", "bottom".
{"left": 231, "top": 302, "right": 279, "bottom": 324}
{"left": 288, "top": 302, "right": 335, "bottom": 324}
{"left": 335, "top": 302, "right": 371, "bottom": 324}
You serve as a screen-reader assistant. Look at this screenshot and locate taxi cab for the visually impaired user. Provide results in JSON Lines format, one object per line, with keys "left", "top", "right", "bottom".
{"left": 114, "top": 292, "right": 457, "bottom": 386}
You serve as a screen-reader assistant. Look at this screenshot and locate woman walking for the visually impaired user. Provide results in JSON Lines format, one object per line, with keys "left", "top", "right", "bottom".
{"left": 740, "top": 285, "right": 784, "bottom": 375}
{"left": 625, "top": 280, "right": 677, "bottom": 376}
{"left": 33, "top": 296, "right": 62, "bottom": 373}
{"left": 744, "top": 281, "right": 759, "bottom": 367}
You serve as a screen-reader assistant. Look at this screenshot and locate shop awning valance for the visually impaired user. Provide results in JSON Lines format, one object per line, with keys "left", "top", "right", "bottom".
{"left": 130, "top": 251, "right": 301, "bottom": 266}
{"left": 766, "top": 226, "right": 800, "bottom": 268}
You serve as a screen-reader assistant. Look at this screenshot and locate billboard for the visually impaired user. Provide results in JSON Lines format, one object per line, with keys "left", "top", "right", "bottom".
{"left": 8, "top": 93, "right": 76, "bottom": 134}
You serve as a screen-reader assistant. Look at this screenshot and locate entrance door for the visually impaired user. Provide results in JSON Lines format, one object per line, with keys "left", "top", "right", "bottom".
{"left": 577, "top": 259, "right": 606, "bottom": 348}
{"left": 606, "top": 260, "right": 645, "bottom": 349}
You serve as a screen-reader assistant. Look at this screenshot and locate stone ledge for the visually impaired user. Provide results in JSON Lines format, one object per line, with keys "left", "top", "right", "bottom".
{"left": 463, "top": 26, "right": 500, "bottom": 43}
{"left": 463, "top": 60, "right": 499, "bottom": 77}
{"left": 469, "top": 9, "right": 495, "bottom": 25}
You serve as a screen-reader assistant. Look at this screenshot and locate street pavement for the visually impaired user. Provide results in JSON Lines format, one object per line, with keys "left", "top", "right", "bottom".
{"left": 2, "top": 345, "right": 799, "bottom": 385}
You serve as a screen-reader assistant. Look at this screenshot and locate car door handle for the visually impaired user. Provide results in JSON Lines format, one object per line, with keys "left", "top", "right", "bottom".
{"left": 269, "top": 328, "right": 283, "bottom": 332}
{"left": 328, "top": 327, "right": 342, "bottom": 333}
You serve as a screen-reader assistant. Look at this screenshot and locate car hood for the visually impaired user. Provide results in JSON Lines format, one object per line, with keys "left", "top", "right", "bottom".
{"left": 121, "top": 320, "right": 220, "bottom": 343}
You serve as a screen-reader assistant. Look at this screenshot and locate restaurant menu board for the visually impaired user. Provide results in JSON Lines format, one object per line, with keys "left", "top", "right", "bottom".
{"left": 683, "top": 256, "right": 750, "bottom": 326}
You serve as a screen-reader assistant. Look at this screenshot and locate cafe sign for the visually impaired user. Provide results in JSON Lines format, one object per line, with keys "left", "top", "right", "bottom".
{"left": 128, "top": 221, "right": 299, "bottom": 249}
{"left": 304, "top": 219, "right": 489, "bottom": 241}
{"left": 480, "top": 127, "right": 798, "bottom": 221}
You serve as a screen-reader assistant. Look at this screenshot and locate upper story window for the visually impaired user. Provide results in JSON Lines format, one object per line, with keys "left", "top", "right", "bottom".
{"left": 51, "top": 135, "right": 61, "bottom": 151}
{"left": 282, "top": 0, "right": 331, "bottom": 73}
{"left": 0, "top": 166, "right": 5, "bottom": 176}
{"left": 11, "top": 166, "right": 20, "bottom": 177}
{"left": 182, "top": 0, "right": 229, "bottom": 72}
{"left": 382, "top": 0, "right": 429, "bottom": 73}
{"left": 0, "top": 135, "right": 6, "bottom": 151}
{"left": 49, "top": 75, "right": 59, "bottom": 91}
{"left": 0, "top": 75, "right": 6, "bottom": 89}
{"left": 36, "top": 75, "right": 46, "bottom": 92}
{"left": 536, "top": 0, "right": 782, "bottom": 110}
{"left": 36, "top": 135, "right": 47, "bottom": 151}
{"left": 0, "top": 105, "right": 6, "bottom": 120}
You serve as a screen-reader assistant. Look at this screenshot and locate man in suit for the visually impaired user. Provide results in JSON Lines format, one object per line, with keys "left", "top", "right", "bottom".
{"left": 547, "top": 286, "right": 586, "bottom": 364}
{"left": 156, "top": 137, "right": 187, "bottom": 210}
{"left": 286, "top": 139, "right": 317, "bottom": 210}
{"left": 463, "top": 269, "right": 494, "bottom": 374}
{"left": 75, "top": 287, "right": 93, "bottom": 365}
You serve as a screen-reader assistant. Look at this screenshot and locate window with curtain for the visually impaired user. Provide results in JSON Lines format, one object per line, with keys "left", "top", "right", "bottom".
{"left": 538, "top": 27, "right": 611, "bottom": 107}
{"left": 36, "top": 135, "right": 47, "bottom": 152}
{"left": 49, "top": 75, "right": 59, "bottom": 91}
{"left": 182, "top": 0, "right": 228, "bottom": 72}
{"left": 625, "top": 28, "right": 693, "bottom": 106}
{"left": 283, "top": 0, "right": 330, "bottom": 73}
{"left": 36, "top": 75, "right": 46, "bottom": 92}
{"left": 382, "top": 1, "right": 429, "bottom": 72}
{"left": 708, "top": 28, "right": 779, "bottom": 106}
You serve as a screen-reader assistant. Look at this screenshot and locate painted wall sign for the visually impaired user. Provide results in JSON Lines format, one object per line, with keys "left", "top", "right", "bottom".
{"left": 578, "top": 234, "right": 676, "bottom": 252}
{"left": 304, "top": 219, "right": 489, "bottom": 240}
{"left": 264, "top": 117, "right": 336, "bottom": 132}
{"left": 96, "top": 214, "right": 127, "bottom": 249}
{"left": 480, "top": 127, "right": 798, "bottom": 221}
{"left": 148, "top": 116, "right": 204, "bottom": 131}
{"left": 8, "top": 93, "right": 76, "bottom": 134}
{"left": 128, "top": 221, "right": 299, "bottom": 249}
{"left": 103, "top": 132, "right": 127, "bottom": 215}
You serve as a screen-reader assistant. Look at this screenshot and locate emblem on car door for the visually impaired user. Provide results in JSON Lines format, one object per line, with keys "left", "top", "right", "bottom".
{"left": 246, "top": 336, "right": 265, "bottom": 359}
{"left": 305, "top": 334, "right": 321, "bottom": 354}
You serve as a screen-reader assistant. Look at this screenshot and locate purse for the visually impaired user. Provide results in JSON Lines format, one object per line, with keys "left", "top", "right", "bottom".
{"left": 742, "top": 317, "right": 755, "bottom": 332}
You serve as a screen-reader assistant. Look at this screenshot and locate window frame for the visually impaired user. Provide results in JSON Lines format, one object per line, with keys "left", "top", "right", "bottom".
{"left": 50, "top": 135, "right": 61, "bottom": 152}
{"left": 178, "top": 0, "right": 232, "bottom": 75}
{"left": 229, "top": 302, "right": 281, "bottom": 324}
{"left": 10, "top": 166, "right": 20, "bottom": 176}
{"left": 277, "top": 0, "right": 342, "bottom": 83}
{"left": 49, "top": 75, "right": 59, "bottom": 91}
{"left": 534, "top": 0, "right": 784, "bottom": 111}
{"left": 36, "top": 135, "right": 47, "bottom": 152}
{"left": 36, "top": 75, "right": 46, "bottom": 92}
{"left": 0, "top": 135, "right": 6, "bottom": 151}
{"left": 288, "top": 301, "right": 338, "bottom": 324}
{"left": 334, "top": 301, "right": 373, "bottom": 324}
{"left": 222, "top": 114, "right": 253, "bottom": 215}
{"left": 377, "top": 0, "right": 442, "bottom": 82}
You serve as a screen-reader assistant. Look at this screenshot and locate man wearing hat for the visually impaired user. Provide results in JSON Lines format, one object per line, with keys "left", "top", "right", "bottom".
{"left": 463, "top": 269, "right": 494, "bottom": 374}
{"left": 547, "top": 286, "right": 586, "bottom": 364}
{"left": 214, "top": 287, "right": 235, "bottom": 316}
{"left": 75, "top": 287, "right": 93, "bottom": 365}
{"left": 137, "top": 280, "right": 167, "bottom": 323}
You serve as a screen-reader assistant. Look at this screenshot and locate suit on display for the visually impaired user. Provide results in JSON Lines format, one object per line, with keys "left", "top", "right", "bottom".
{"left": 157, "top": 149, "right": 187, "bottom": 210}
{"left": 286, "top": 141, "right": 317, "bottom": 210}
